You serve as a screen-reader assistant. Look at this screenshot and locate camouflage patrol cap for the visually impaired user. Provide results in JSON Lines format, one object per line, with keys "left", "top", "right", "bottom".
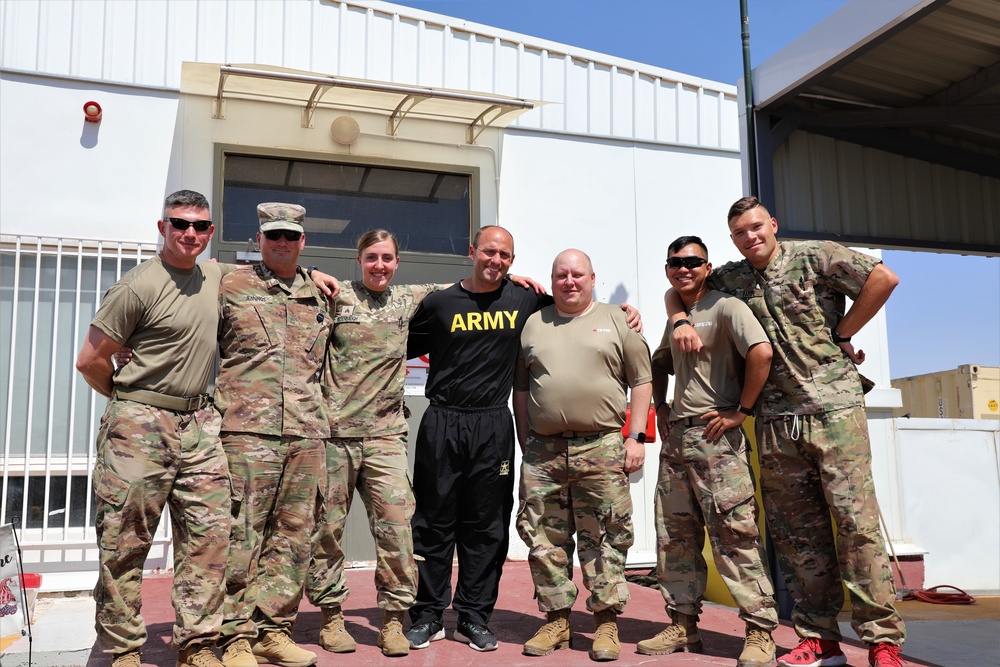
{"left": 258, "top": 202, "right": 305, "bottom": 233}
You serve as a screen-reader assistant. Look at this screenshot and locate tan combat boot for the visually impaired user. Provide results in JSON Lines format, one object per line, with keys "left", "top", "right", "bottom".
{"left": 635, "top": 609, "right": 702, "bottom": 655}
{"left": 377, "top": 610, "right": 410, "bottom": 657}
{"left": 220, "top": 638, "right": 257, "bottom": 667}
{"left": 589, "top": 608, "right": 620, "bottom": 661}
{"left": 523, "top": 608, "right": 572, "bottom": 656}
{"left": 251, "top": 631, "right": 317, "bottom": 667}
{"left": 176, "top": 644, "right": 224, "bottom": 667}
{"left": 738, "top": 624, "right": 777, "bottom": 667}
{"left": 111, "top": 651, "right": 141, "bottom": 667}
{"left": 319, "top": 605, "right": 356, "bottom": 653}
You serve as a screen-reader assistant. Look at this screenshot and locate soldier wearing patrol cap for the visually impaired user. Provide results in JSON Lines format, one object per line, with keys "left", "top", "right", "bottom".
{"left": 215, "top": 202, "right": 332, "bottom": 667}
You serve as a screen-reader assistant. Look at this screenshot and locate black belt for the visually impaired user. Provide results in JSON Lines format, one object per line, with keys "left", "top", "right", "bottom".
{"left": 670, "top": 416, "right": 708, "bottom": 428}
{"left": 555, "top": 429, "right": 618, "bottom": 439}
{"left": 113, "top": 386, "right": 213, "bottom": 412}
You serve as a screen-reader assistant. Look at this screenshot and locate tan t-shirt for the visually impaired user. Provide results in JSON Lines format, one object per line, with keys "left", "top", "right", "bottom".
{"left": 515, "top": 302, "right": 651, "bottom": 435}
{"left": 651, "top": 290, "right": 768, "bottom": 419}
{"left": 91, "top": 256, "right": 228, "bottom": 398}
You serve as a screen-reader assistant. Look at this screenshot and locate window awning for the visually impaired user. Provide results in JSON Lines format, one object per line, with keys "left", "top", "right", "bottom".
{"left": 180, "top": 62, "right": 542, "bottom": 144}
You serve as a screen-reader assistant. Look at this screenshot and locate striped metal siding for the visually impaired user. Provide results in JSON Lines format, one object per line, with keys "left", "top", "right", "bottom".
{"left": 772, "top": 130, "right": 1000, "bottom": 253}
{"left": 0, "top": 0, "right": 738, "bottom": 151}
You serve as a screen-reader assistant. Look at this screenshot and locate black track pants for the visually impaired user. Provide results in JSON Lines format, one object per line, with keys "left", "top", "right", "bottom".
{"left": 409, "top": 404, "right": 515, "bottom": 627}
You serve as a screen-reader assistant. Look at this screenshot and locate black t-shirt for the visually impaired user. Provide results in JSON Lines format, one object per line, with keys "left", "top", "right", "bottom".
{"left": 407, "top": 279, "right": 552, "bottom": 408}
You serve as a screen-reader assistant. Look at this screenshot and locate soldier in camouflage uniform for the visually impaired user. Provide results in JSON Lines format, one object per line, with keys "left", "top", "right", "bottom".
{"left": 76, "top": 190, "right": 230, "bottom": 667}
{"left": 670, "top": 197, "right": 905, "bottom": 667}
{"left": 306, "top": 229, "right": 447, "bottom": 657}
{"left": 513, "top": 249, "right": 651, "bottom": 662}
{"left": 214, "top": 203, "right": 332, "bottom": 667}
{"left": 642, "top": 236, "right": 778, "bottom": 667}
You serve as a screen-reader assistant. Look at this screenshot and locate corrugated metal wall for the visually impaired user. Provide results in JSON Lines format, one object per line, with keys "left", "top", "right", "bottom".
{"left": 771, "top": 130, "right": 1000, "bottom": 252}
{"left": 0, "top": 0, "right": 738, "bottom": 151}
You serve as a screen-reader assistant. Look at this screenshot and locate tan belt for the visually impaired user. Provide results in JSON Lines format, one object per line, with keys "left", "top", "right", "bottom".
{"left": 113, "top": 386, "right": 212, "bottom": 412}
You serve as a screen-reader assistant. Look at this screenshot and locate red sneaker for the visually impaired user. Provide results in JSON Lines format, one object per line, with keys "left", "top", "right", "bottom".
{"left": 869, "top": 643, "right": 905, "bottom": 667}
{"left": 778, "top": 637, "right": 847, "bottom": 667}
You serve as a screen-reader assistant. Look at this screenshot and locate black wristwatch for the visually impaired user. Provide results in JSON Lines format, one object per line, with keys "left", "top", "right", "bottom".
{"left": 832, "top": 329, "right": 852, "bottom": 344}
{"left": 737, "top": 404, "right": 755, "bottom": 417}
{"left": 306, "top": 265, "right": 320, "bottom": 277}
{"left": 673, "top": 319, "right": 692, "bottom": 330}
{"left": 628, "top": 432, "right": 646, "bottom": 444}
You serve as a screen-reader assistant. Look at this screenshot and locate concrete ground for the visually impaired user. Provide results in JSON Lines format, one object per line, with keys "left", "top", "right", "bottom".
{"left": 4, "top": 562, "right": 998, "bottom": 666}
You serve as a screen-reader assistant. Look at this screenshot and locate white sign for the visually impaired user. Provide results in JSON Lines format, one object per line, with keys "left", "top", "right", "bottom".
{"left": 0, "top": 524, "right": 27, "bottom": 642}
{"left": 404, "top": 355, "right": 430, "bottom": 396}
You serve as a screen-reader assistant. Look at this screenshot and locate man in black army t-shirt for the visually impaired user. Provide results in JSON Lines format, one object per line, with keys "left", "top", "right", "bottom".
{"left": 405, "top": 226, "right": 640, "bottom": 652}
{"left": 405, "top": 225, "right": 550, "bottom": 652}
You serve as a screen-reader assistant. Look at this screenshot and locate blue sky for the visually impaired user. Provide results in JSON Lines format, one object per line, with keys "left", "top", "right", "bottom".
{"left": 393, "top": 0, "right": 1000, "bottom": 378}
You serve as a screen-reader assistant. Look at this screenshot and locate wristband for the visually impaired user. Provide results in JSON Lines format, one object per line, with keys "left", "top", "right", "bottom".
{"left": 655, "top": 401, "right": 668, "bottom": 411}
{"left": 673, "top": 319, "right": 692, "bottom": 330}
{"left": 306, "top": 265, "right": 320, "bottom": 277}
{"left": 628, "top": 432, "right": 646, "bottom": 444}
{"left": 832, "top": 330, "right": 851, "bottom": 344}
{"left": 737, "top": 404, "right": 754, "bottom": 417}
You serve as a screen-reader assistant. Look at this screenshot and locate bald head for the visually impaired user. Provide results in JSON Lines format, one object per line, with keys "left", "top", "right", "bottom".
{"left": 551, "top": 248, "right": 596, "bottom": 316}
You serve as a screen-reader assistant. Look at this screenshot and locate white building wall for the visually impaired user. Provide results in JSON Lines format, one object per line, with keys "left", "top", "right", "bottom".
{"left": 0, "top": 0, "right": 948, "bottom": 589}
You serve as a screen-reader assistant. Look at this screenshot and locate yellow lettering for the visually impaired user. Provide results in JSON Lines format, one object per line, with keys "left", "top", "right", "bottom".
{"left": 504, "top": 310, "right": 518, "bottom": 328}
{"left": 467, "top": 312, "right": 483, "bottom": 330}
{"left": 451, "top": 314, "right": 467, "bottom": 332}
{"left": 483, "top": 311, "right": 503, "bottom": 329}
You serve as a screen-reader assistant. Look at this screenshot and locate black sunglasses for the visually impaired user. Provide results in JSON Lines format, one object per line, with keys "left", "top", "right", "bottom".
{"left": 263, "top": 230, "right": 302, "bottom": 242}
{"left": 666, "top": 256, "right": 708, "bottom": 270}
{"left": 166, "top": 217, "right": 212, "bottom": 232}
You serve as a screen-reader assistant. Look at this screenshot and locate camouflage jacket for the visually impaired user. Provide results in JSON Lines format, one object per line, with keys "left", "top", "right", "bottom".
{"left": 324, "top": 281, "right": 442, "bottom": 437}
{"left": 709, "top": 240, "right": 879, "bottom": 416}
{"left": 215, "top": 263, "right": 332, "bottom": 437}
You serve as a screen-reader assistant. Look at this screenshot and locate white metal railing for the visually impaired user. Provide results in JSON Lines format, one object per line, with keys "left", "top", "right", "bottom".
{"left": 0, "top": 234, "right": 173, "bottom": 578}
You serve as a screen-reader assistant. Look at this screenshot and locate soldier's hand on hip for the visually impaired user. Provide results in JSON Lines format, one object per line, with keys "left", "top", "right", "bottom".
{"left": 700, "top": 409, "right": 744, "bottom": 443}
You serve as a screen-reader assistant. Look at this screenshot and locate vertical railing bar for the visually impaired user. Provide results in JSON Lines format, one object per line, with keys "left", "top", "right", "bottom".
{"left": 68, "top": 240, "right": 85, "bottom": 536}
{"left": 21, "top": 238, "right": 43, "bottom": 529}
{"left": 42, "top": 241, "right": 65, "bottom": 540}
{"left": 86, "top": 241, "right": 106, "bottom": 539}
{"left": 1, "top": 237, "right": 24, "bottom": 531}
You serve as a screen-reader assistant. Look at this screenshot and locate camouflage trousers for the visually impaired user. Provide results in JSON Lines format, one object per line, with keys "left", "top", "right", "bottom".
{"left": 757, "top": 406, "right": 904, "bottom": 644}
{"left": 92, "top": 399, "right": 230, "bottom": 655}
{"left": 308, "top": 434, "right": 416, "bottom": 611}
{"left": 220, "top": 432, "right": 325, "bottom": 641}
{"left": 516, "top": 430, "right": 634, "bottom": 613}
{"left": 654, "top": 422, "right": 777, "bottom": 630}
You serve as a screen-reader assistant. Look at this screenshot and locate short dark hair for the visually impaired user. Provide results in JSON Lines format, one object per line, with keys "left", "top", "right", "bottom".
{"left": 163, "top": 190, "right": 210, "bottom": 219}
{"left": 727, "top": 196, "right": 769, "bottom": 223}
{"left": 667, "top": 235, "right": 708, "bottom": 258}
{"left": 472, "top": 225, "right": 514, "bottom": 252}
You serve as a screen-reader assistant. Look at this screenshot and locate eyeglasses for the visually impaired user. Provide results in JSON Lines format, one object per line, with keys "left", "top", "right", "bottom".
{"left": 166, "top": 217, "right": 212, "bottom": 232}
{"left": 263, "top": 230, "right": 302, "bottom": 242}
{"left": 666, "top": 256, "right": 708, "bottom": 270}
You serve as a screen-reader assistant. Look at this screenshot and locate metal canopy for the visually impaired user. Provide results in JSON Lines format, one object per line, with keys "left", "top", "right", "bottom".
{"left": 180, "top": 62, "right": 539, "bottom": 145}
{"left": 750, "top": 0, "right": 1000, "bottom": 255}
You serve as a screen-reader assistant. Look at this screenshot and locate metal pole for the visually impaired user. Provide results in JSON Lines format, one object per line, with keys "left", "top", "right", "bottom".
{"left": 740, "top": 0, "right": 759, "bottom": 198}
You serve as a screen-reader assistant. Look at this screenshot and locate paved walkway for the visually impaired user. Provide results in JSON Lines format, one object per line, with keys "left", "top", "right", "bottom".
{"left": 4, "top": 562, "right": 997, "bottom": 666}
